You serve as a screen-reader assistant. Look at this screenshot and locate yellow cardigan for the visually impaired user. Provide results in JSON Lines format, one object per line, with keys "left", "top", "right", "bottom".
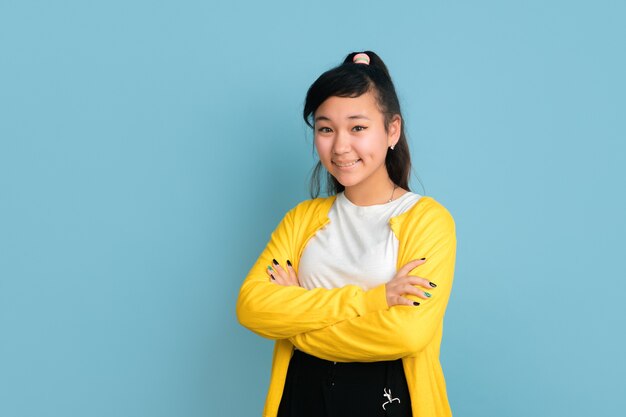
{"left": 236, "top": 194, "right": 457, "bottom": 417}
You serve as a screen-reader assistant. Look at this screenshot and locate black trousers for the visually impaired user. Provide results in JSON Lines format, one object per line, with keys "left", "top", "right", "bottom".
{"left": 277, "top": 349, "right": 413, "bottom": 417}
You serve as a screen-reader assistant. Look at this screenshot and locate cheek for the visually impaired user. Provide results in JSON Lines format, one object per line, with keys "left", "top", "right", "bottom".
{"left": 355, "top": 138, "right": 386, "bottom": 158}
{"left": 314, "top": 138, "right": 330, "bottom": 158}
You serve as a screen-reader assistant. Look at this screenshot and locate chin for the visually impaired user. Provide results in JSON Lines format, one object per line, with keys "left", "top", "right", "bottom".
{"left": 323, "top": 162, "right": 366, "bottom": 188}
{"left": 332, "top": 175, "right": 362, "bottom": 188}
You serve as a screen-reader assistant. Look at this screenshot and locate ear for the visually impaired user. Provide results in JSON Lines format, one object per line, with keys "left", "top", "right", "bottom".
{"left": 387, "top": 114, "right": 402, "bottom": 147}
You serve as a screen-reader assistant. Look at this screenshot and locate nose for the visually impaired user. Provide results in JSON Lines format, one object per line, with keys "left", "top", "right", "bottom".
{"left": 331, "top": 129, "right": 351, "bottom": 155}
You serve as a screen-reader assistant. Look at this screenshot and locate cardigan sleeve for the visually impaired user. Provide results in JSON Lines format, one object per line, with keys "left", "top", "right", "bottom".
{"left": 236, "top": 203, "right": 389, "bottom": 340}
{"left": 287, "top": 201, "right": 456, "bottom": 362}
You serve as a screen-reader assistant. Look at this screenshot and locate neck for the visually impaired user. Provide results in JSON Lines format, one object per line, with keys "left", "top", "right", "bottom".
{"left": 343, "top": 168, "right": 397, "bottom": 206}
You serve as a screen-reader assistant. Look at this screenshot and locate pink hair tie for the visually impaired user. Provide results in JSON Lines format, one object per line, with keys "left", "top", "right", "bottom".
{"left": 353, "top": 53, "right": 370, "bottom": 65}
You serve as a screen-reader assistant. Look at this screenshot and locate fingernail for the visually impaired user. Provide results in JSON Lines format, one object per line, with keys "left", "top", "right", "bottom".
{"left": 270, "top": 274, "right": 275, "bottom": 280}
{"left": 287, "top": 260, "right": 292, "bottom": 267}
{"left": 420, "top": 257, "right": 426, "bottom": 260}
{"left": 267, "top": 266, "right": 273, "bottom": 272}
{"left": 429, "top": 282, "right": 437, "bottom": 288}
{"left": 424, "top": 292, "right": 432, "bottom": 298}
{"left": 413, "top": 301, "right": 420, "bottom": 306}
{"left": 272, "top": 259, "right": 279, "bottom": 266}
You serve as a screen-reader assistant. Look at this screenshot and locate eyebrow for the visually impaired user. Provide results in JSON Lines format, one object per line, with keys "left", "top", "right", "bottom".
{"left": 314, "top": 114, "right": 371, "bottom": 122}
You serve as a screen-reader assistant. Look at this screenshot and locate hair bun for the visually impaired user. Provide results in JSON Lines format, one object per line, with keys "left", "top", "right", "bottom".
{"left": 352, "top": 53, "right": 370, "bottom": 65}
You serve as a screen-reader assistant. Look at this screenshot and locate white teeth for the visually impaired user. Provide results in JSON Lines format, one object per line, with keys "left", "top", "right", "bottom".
{"left": 334, "top": 160, "right": 360, "bottom": 167}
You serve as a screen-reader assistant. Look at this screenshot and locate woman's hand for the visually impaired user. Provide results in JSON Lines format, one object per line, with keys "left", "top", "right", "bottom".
{"left": 266, "top": 259, "right": 301, "bottom": 287}
{"left": 386, "top": 258, "right": 436, "bottom": 307}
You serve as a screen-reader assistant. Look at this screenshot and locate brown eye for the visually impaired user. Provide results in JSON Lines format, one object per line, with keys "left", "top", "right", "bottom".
{"left": 353, "top": 125, "right": 367, "bottom": 132}
{"left": 317, "top": 127, "right": 332, "bottom": 133}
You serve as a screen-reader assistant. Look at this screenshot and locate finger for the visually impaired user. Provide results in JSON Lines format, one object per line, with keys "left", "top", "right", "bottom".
{"left": 401, "top": 283, "right": 427, "bottom": 299}
{"left": 286, "top": 260, "right": 297, "bottom": 281}
{"left": 396, "top": 258, "right": 427, "bottom": 277}
{"left": 419, "top": 289, "right": 433, "bottom": 299}
{"left": 266, "top": 264, "right": 287, "bottom": 285}
{"left": 400, "top": 280, "right": 434, "bottom": 299}
{"left": 404, "top": 276, "right": 435, "bottom": 289}
{"left": 266, "top": 266, "right": 275, "bottom": 281}
{"left": 392, "top": 295, "right": 421, "bottom": 307}
{"left": 409, "top": 287, "right": 434, "bottom": 300}
{"left": 403, "top": 296, "right": 422, "bottom": 307}
{"left": 272, "top": 259, "right": 289, "bottom": 279}
{"left": 266, "top": 265, "right": 284, "bottom": 283}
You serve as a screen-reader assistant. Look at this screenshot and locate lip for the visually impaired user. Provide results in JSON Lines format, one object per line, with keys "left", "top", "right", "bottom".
{"left": 332, "top": 159, "right": 361, "bottom": 169}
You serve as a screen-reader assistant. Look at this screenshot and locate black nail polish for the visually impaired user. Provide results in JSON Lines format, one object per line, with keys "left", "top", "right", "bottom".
{"left": 429, "top": 282, "right": 437, "bottom": 288}
{"left": 270, "top": 274, "right": 275, "bottom": 280}
{"left": 420, "top": 257, "right": 426, "bottom": 260}
{"left": 272, "top": 259, "right": 279, "bottom": 266}
{"left": 413, "top": 301, "right": 420, "bottom": 306}
{"left": 287, "top": 260, "right": 292, "bottom": 267}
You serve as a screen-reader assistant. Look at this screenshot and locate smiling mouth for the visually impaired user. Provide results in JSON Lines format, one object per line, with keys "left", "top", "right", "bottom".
{"left": 332, "top": 159, "right": 361, "bottom": 167}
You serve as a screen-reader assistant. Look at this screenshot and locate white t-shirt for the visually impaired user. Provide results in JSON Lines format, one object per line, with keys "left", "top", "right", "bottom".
{"left": 298, "top": 191, "right": 422, "bottom": 291}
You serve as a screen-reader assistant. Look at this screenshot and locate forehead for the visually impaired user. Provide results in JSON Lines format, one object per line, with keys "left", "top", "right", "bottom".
{"left": 314, "top": 91, "right": 381, "bottom": 122}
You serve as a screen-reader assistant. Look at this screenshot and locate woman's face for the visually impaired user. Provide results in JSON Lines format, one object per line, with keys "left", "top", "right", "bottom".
{"left": 314, "top": 90, "right": 400, "bottom": 190}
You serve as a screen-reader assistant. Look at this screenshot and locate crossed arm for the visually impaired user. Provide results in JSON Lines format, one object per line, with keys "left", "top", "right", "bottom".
{"left": 236, "top": 200, "right": 457, "bottom": 361}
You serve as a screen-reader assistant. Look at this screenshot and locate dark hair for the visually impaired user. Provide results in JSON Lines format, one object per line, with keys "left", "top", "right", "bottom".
{"left": 303, "top": 50, "right": 412, "bottom": 198}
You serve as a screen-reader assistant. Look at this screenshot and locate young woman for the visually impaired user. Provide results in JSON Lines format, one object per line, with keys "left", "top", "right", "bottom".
{"left": 236, "top": 51, "right": 457, "bottom": 417}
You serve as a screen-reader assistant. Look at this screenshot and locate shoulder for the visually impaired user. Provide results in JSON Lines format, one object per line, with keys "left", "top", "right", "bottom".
{"left": 285, "top": 195, "right": 336, "bottom": 221}
{"left": 268, "top": 196, "right": 335, "bottom": 239}
{"left": 392, "top": 195, "right": 456, "bottom": 237}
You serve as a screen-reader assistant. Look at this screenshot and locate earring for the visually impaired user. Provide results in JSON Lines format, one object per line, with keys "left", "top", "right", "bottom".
{"left": 390, "top": 144, "right": 395, "bottom": 150}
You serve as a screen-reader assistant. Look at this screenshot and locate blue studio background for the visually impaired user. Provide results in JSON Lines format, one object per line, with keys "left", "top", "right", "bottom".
{"left": 1, "top": 1, "right": 624, "bottom": 416}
